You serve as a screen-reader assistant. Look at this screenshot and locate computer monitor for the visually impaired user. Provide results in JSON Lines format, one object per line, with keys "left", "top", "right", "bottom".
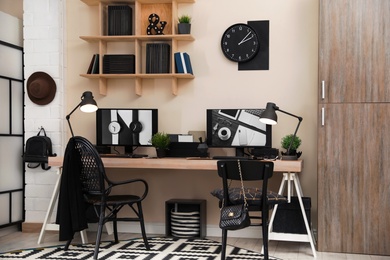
{"left": 96, "top": 108, "right": 158, "bottom": 153}
{"left": 206, "top": 109, "right": 272, "bottom": 155}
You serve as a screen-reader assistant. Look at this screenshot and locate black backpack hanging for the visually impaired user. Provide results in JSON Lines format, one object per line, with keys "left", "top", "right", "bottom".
{"left": 24, "top": 127, "right": 57, "bottom": 170}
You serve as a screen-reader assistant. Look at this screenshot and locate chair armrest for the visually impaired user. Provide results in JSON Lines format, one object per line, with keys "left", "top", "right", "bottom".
{"left": 107, "top": 179, "right": 149, "bottom": 201}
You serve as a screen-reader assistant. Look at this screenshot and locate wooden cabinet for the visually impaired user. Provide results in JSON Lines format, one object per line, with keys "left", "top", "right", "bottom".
{"left": 319, "top": 0, "right": 390, "bottom": 103}
{"left": 318, "top": 0, "right": 390, "bottom": 255}
{"left": 80, "top": 0, "right": 195, "bottom": 96}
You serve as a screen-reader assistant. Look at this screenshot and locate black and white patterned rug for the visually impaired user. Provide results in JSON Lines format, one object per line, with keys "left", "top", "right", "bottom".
{"left": 0, "top": 237, "right": 281, "bottom": 259}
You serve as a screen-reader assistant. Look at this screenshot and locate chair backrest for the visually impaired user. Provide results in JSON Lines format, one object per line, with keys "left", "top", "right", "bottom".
{"left": 70, "top": 136, "right": 107, "bottom": 196}
{"left": 217, "top": 160, "right": 274, "bottom": 206}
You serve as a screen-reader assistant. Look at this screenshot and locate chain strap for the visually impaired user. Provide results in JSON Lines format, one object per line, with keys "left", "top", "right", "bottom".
{"left": 237, "top": 160, "right": 248, "bottom": 207}
{"left": 220, "top": 160, "right": 248, "bottom": 209}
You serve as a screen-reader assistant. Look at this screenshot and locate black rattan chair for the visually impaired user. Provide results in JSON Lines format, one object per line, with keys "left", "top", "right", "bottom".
{"left": 60, "top": 136, "right": 149, "bottom": 259}
{"left": 211, "top": 160, "right": 286, "bottom": 260}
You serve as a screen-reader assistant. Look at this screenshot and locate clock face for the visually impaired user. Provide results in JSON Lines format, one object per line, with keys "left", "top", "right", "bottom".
{"left": 108, "top": 121, "right": 121, "bottom": 134}
{"left": 221, "top": 23, "right": 260, "bottom": 62}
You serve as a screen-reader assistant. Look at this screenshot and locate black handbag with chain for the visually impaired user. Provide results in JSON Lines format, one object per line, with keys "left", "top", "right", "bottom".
{"left": 219, "top": 160, "right": 251, "bottom": 230}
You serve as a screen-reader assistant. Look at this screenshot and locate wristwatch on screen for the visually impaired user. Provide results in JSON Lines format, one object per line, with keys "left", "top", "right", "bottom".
{"left": 130, "top": 110, "right": 142, "bottom": 145}
{"left": 108, "top": 110, "right": 121, "bottom": 144}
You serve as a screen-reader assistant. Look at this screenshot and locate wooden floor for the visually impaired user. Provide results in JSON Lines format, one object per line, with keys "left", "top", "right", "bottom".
{"left": 1, "top": 228, "right": 390, "bottom": 260}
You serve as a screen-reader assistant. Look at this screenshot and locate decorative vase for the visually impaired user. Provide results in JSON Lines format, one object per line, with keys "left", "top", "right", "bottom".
{"left": 178, "top": 23, "right": 191, "bottom": 34}
{"left": 156, "top": 148, "right": 167, "bottom": 158}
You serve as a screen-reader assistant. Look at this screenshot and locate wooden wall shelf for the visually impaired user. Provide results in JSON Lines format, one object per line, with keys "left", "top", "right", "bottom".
{"left": 80, "top": 0, "right": 195, "bottom": 96}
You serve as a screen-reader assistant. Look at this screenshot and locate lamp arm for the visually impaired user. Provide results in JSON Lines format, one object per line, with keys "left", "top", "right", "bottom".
{"left": 277, "top": 108, "right": 303, "bottom": 122}
{"left": 288, "top": 119, "right": 302, "bottom": 153}
{"left": 276, "top": 108, "right": 303, "bottom": 154}
{"left": 66, "top": 102, "right": 81, "bottom": 138}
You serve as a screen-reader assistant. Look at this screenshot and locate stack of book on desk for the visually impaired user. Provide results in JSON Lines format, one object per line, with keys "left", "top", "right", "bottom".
{"left": 145, "top": 43, "right": 170, "bottom": 73}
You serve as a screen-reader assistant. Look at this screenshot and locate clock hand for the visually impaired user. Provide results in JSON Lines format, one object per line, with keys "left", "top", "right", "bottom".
{"left": 238, "top": 34, "right": 254, "bottom": 45}
{"left": 238, "top": 32, "right": 252, "bottom": 45}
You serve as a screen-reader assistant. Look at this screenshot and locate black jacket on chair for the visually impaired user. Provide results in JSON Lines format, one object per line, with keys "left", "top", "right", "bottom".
{"left": 56, "top": 137, "right": 88, "bottom": 241}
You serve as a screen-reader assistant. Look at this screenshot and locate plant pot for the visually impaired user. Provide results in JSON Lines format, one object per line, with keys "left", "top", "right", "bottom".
{"left": 281, "top": 150, "right": 302, "bottom": 160}
{"left": 178, "top": 23, "right": 191, "bottom": 34}
{"left": 156, "top": 148, "right": 168, "bottom": 158}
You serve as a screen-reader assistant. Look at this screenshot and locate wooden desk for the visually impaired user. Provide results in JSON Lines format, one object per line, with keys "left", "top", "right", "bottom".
{"left": 43, "top": 157, "right": 316, "bottom": 257}
{"left": 48, "top": 157, "right": 303, "bottom": 172}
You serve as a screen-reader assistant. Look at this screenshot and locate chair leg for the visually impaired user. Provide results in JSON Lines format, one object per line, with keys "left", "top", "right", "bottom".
{"left": 113, "top": 218, "right": 119, "bottom": 243}
{"left": 137, "top": 202, "right": 150, "bottom": 250}
{"left": 262, "top": 208, "right": 269, "bottom": 260}
{"left": 93, "top": 204, "right": 105, "bottom": 260}
{"left": 221, "top": 229, "right": 228, "bottom": 260}
{"left": 64, "top": 238, "right": 72, "bottom": 250}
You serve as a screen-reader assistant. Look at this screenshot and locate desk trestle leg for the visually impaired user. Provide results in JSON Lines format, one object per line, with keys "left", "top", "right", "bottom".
{"left": 262, "top": 172, "right": 317, "bottom": 258}
{"left": 38, "top": 168, "right": 88, "bottom": 245}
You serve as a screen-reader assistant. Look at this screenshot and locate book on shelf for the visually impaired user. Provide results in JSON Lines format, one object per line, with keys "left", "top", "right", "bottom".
{"left": 108, "top": 5, "right": 132, "bottom": 35}
{"left": 174, "top": 52, "right": 193, "bottom": 75}
{"left": 146, "top": 43, "right": 170, "bottom": 74}
{"left": 103, "top": 54, "right": 135, "bottom": 74}
{"left": 87, "top": 54, "right": 99, "bottom": 74}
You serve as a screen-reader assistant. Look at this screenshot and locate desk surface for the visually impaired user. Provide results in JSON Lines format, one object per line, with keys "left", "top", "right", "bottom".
{"left": 48, "top": 157, "right": 303, "bottom": 172}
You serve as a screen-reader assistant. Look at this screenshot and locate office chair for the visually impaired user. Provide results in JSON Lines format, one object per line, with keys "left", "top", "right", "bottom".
{"left": 59, "top": 136, "right": 150, "bottom": 259}
{"left": 211, "top": 160, "right": 286, "bottom": 260}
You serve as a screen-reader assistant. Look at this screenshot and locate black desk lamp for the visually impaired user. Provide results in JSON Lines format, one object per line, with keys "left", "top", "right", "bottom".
{"left": 66, "top": 91, "right": 98, "bottom": 137}
{"left": 260, "top": 102, "right": 303, "bottom": 160}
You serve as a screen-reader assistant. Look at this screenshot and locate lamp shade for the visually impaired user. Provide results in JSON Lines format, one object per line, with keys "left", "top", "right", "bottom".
{"left": 260, "top": 102, "right": 278, "bottom": 125}
{"left": 79, "top": 91, "right": 98, "bottom": 113}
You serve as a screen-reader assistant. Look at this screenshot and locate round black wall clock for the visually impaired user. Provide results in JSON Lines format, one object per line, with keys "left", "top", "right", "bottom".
{"left": 221, "top": 23, "right": 260, "bottom": 63}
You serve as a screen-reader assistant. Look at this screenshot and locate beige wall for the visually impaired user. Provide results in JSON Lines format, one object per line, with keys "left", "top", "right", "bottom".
{"left": 66, "top": 0, "right": 319, "bottom": 231}
{"left": 0, "top": 0, "right": 22, "bottom": 19}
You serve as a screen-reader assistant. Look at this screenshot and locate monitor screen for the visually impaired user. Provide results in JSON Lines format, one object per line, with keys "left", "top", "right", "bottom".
{"left": 96, "top": 108, "right": 158, "bottom": 147}
{"left": 206, "top": 109, "right": 272, "bottom": 148}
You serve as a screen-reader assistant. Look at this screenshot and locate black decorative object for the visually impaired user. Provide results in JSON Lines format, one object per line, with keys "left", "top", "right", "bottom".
{"left": 238, "top": 20, "right": 269, "bottom": 71}
{"left": 146, "top": 13, "right": 167, "bottom": 35}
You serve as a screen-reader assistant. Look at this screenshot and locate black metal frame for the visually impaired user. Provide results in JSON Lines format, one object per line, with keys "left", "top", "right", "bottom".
{"left": 0, "top": 40, "right": 25, "bottom": 230}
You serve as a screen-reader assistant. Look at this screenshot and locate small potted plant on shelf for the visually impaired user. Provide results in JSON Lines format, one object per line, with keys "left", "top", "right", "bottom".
{"left": 280, "top": 134, "right": 302, "bottom": 160}
{"left": 178, "top": 14, "right": 191, "bottom": 34}
{"left": 150, "top": 132, "right": 170, "bottom": 158}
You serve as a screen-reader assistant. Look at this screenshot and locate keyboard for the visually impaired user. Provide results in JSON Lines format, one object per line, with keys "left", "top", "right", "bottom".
{"left": 100, "top": 153, "right": 148, "bottom": 158}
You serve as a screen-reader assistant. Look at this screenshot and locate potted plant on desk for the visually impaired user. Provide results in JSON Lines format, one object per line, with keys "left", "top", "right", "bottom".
{"left": 280, "top": 134, "right": 302, "bottom": 160}
{"left": 178, "top": 14, "right": 191, "bottom": 34}
{"left": 150, "top": 132, "right": 170, "bottom": 158}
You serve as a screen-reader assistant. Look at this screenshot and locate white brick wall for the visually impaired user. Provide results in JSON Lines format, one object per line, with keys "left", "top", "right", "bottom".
{"left": 23, "top": 0, "right": 66, "bottom": 223}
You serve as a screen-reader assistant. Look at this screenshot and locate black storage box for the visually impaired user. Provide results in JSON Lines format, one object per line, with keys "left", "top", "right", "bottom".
{"left": 273, "top": 196, "right": 311, "bottom": 234}
{"left": 167, "top": 142, "right": 208, "bottom": 158}
{"left": 103, "top": 54, "right": 135, "bottom": 74}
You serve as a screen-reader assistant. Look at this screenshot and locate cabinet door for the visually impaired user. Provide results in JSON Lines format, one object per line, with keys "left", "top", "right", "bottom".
{"left": 317, "top": 104, "right": 390, "bottom": 254}
{"left": 319, "top": 0, "right": 390, "bottom": 103}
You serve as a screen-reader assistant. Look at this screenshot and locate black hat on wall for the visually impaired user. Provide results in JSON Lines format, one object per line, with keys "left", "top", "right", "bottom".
{"left": 27, "top": 72, "right": 56, "bottom": 105}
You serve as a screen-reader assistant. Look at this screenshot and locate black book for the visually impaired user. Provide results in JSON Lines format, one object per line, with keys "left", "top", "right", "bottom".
{"left": 146, "top": 43, "right": 170, "bottom": 74}
{"left": 108, "top": 5, "right": 132, "bottom": 35}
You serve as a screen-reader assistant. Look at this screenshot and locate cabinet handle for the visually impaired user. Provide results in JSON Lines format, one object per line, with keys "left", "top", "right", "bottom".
{"left": 321, "top": 80, "right": 325, "bottom": 100}
{"left": 321, "top": 107, "right": 325, "bottom": 126}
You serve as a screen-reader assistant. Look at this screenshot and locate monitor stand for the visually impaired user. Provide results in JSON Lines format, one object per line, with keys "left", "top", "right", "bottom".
{"left": 235, "top": 147, "right": 245, "bottom": 157}
{"left": 124, "top": 145, "right": 148, "bottom": 158}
